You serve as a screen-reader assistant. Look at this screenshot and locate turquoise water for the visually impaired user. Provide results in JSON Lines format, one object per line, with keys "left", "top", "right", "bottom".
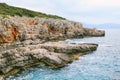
{"left": 6, "top": 29, "right": 120, "bottom": 80}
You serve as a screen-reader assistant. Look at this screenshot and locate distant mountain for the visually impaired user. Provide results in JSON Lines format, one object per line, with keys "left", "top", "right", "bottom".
{"left": 83, "top": 23, "right": 120, "bottom": 29}
{"left": 0, "top": 3, "right": 65, "bottom": 19}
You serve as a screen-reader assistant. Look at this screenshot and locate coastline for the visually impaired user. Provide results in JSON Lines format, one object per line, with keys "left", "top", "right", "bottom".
{"left": 0, "top": 16, "right": 105, "bottom": 79}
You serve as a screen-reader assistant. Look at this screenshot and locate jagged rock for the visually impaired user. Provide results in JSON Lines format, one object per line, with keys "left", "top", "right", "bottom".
{"left": 0, "top": 41, "right": 98, "bottom": 75}
{"left": 0, "top": 16, "right": 105, "bottom": 78}
{"left": 0, "top": 45, "right": 71, "bottom": 74}
{"left": 40, "top": 41, "right": 98, "bottom": 54}
{"left": 84, "top": 28, "right": 105, "bottom": 36}
{"left": 0, "top": 16, "right": 105, "bottom": 44}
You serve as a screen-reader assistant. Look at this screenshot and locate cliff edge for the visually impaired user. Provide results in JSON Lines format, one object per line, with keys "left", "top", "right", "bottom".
{"left": 0, "top": 16, "right": 105, "bottom": 44}
{"left": 0, "top": 3, "right": 105, "bottom": 79}
{"left": 0, "top": 16, "right": 105, "bottom": 78}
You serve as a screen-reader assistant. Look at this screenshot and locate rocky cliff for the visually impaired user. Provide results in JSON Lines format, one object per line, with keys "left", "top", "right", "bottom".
{"left": 0, "top": 16, "right": 105, "bottom": 79}
{"left": 0, "top": 16, "right": 105, "bottom": 43}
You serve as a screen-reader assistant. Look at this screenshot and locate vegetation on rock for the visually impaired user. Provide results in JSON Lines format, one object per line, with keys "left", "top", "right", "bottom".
{"left": 0, "top": 3, "right": 65, "bottom": 19}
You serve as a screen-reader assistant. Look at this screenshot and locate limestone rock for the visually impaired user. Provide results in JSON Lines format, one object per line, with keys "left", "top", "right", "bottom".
{"left": 0, "top": 41, "right": 98, "bottom": 75}
{"left": 84, "top": 28, "right": 105, "bottom": 36}
{"left": 40, "top": 41, "right": 98, "bottom": 54}
{"left": 0, "top": 16, "right": 105, "bottom": 77}
{"left": 0, "top": 45, "right": 71, "bottom": 74}
{"left": 0, "top": 16, "right": 105, "bottom": 44}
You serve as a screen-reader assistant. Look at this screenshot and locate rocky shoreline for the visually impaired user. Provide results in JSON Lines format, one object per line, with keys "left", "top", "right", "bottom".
{"left": 0, "top": 16, "right": 105, "bottom": 79}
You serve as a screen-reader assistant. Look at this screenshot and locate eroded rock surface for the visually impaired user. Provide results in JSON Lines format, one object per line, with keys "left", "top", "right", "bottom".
{"left": 0, "top": 16, "right": 105, "bottom": 44}
{"left": 0, "top": 41, "right": 98, "bottom": 74}
{"left": 0, "top": 16, "right": 104, "bottom": 78}
{"left": 40, "top": 41, "right": 98, "bottom": 54}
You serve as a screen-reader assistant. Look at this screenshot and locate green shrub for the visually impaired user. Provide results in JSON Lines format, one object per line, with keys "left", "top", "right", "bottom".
{"left": 1, "top": 15, "right": 10, "bottom": 19}
{"left": 0, "top": 3, "right": 65, "bottom": 19}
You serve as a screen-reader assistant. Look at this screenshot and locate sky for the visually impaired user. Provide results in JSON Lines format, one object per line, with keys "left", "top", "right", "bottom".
{"left": 0, "top": 0, "right": 120, "bottom": 24}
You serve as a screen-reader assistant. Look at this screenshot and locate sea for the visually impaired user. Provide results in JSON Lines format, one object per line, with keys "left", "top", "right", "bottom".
{"left": 5, "top": 29, "right": 120, "bottom": 80}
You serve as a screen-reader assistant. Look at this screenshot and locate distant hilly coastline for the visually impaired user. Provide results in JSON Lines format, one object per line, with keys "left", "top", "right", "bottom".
{"left": 0, "top": 3, "right": 65, "bottom": 19}
{"left": 83, "top": 23, "right": 120, "bottom": 29}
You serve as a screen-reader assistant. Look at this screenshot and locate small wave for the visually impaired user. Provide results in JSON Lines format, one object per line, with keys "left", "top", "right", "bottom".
{"left": 100, "top": 44, "right": 112, "bottom": 47}
{"left": 66, "top": 41, "right": 86, "bottom": 44}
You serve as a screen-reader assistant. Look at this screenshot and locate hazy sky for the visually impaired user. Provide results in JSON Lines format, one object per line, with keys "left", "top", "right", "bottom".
{"left": 0, "top": 0, "right": 120, "bottom": 24}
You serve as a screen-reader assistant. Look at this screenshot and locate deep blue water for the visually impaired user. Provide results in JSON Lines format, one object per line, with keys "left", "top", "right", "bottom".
{"left": 6, "top": 29, "right": 120, "bottom": 80}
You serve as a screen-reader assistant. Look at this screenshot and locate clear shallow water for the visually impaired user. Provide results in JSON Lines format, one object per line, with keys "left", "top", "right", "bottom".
{"left": 6, "top": 29, "right": 120, "bottom": 80}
